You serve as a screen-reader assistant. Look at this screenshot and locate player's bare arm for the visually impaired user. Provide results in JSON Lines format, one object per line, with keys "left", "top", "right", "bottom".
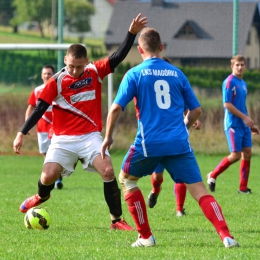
{"left": 193, "top": 120, "right": 201, "bottom": 130}
{"left": 251, "top": 125, "right": 260, "bottom": 135}
{"left": 13, "top": 132, "right": 24, "bottom": 154}
{"left": 184, "top": 109, "right": 201, "bottom": 130}
{"left": 224, "top": 102, "right": 254, "bottom": 128}
{"left": 101, "top": 104, "right": 122, "bottom": 159}
{"left": 129, "top": 13, "right": 148, "bottom": 35}
{"left": 184, "top": 107, "right": 201, "bottom": 129}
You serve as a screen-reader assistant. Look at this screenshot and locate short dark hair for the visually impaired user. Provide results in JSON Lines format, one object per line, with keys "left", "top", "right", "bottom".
{"left": 66, "top": 44, "right": 87, "bottom": 59}
{"left": 42, "top": 65, "right": 55, "bottom": 74}
{"left": 231, "top": 55, "right": 246, "bottom": 66}
{"left": 138, "top": 28, "right": 161, "bottom": 53}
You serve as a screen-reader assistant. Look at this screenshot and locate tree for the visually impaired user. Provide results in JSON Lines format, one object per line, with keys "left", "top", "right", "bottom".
{"left": 10, "top": 0, "right": 52, "bottom": 37}
{"left": 64, "top": 0, "right": 95, "bottom": 43}
{"left": 0, "top": 0, "right": 17, "bottom": 32}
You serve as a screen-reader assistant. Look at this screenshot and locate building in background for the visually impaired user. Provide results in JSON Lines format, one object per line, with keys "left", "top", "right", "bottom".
{"left": 64, "top": 0, "right": 116, "bottom": 39}
{"left": 105, "top": 0, "right": 260, "bottom": 69}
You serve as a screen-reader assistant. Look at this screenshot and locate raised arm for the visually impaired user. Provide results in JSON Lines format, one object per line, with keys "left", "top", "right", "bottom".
{"left": 109, "top": 13, "right": 148, "bottom": 71}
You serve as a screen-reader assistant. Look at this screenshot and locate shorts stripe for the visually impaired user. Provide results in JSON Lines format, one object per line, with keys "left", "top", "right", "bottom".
{"left": 229, "top": 128, "right": 235, "bottom": 151}
{"left": 123, "top": 146, "right": 135, "bottom": 174}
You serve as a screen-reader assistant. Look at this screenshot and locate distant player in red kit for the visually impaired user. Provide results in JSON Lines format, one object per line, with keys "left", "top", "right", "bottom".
{"left": 25, "top": 65, "right": 63, "bottom": 189}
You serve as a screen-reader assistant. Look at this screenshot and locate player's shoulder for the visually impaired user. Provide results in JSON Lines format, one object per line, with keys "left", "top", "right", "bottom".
{"left": 34, "top": 84, "right": 45, "bottom": 91}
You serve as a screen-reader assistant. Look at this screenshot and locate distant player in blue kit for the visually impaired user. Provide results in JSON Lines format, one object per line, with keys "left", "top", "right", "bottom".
{"left": 101, "top": 27, "right": 239, "bottom": 248}
{"left": 207, "top": 55, "right": 259, "bottom": 193}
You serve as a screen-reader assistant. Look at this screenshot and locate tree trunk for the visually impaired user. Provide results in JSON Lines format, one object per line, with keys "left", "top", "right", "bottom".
{"left": 38, "top": 22, "right": 45, "bottom": 38}
{"left": 13, "top": 26, "right": 18, "bottom": 33}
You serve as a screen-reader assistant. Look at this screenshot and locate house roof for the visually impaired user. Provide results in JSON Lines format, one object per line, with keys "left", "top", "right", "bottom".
{"left": 105, "top": 1, "right": 260, "bottom": 58}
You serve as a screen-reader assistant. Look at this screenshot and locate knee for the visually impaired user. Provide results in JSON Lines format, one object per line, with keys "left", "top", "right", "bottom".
{"left": 101, "top": 166, "right": 115, "bottom": 181}
{"left": 229, "top": 153, "right": 241, "bottom": 163}
{"left": 119, "top": 172, "right": 138, "bottom": 195}
{"left": 242, "top": 150, "right": 252, "bottom": 160}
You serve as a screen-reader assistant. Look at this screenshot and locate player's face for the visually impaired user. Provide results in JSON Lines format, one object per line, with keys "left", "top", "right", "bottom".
{"left": 232, "top": 61, "right": 246, "bottom": 78}
{"left": 64, "top": 54, "right": 88, "bottom": 78}
{"left": 41, "top": 68, "right": 54, "bottom": 84}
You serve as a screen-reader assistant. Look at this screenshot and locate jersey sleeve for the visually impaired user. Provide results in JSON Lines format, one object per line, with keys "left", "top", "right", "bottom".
{"left": 92, "top": 57, "right": 112, "bottom": 80}
{"left": 39, "top": 78, "right": 58, "bottom": 104}
{"left": 223, "top": 77, "right": 234, "bottom": 104}
{"left": 180, "top": 73, "right": 200, "bottom": 110}
{"left": 27, "top": 90, "right": 37, "bottom": 107}
{"left": 113, "top": 71, "right": 136, "bottom": 111}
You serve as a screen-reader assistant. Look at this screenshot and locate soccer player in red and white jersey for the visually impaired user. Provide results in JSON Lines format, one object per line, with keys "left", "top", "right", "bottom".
{"left": 13, "top": 13, "right": 148, "bottom": 230}
{"left": 25, "top": 65, "right": 63, "bottom": 189}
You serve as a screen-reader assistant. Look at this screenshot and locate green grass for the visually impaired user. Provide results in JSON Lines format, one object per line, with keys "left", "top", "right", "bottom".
{"left": 0, "top": 26, "right": 104, "bottom": 46}
{"left": 1, "top": 153, "right": 260, "bottom": 259}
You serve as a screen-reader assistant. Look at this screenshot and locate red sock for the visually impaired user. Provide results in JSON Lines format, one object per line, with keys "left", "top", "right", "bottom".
{"left": 211, "top": 157, "right": 231, "bottom": 179}
{"left": 239, "top": 159, "right": 250, "bottom": 190}
{"left": 174, "top": 183, "right": 187, "bottom": 211}
{"left": 199, "top": 195, "right": 232, "bottom": 241}
{"left": 151, "top": 174, "right": 163, "bottom": 194}
{"left": 125, "top": 190, "right": 152, "bottom": 239}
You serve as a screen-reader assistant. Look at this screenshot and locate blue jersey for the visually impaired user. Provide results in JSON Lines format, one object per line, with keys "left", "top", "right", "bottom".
{"left": 222, "top": 74, "right": 248, "bottom": 130}
{"left": 114, "top": 58, "right": 200, "bottom": 157}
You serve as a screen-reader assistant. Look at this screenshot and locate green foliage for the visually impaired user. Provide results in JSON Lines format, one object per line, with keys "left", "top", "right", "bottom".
{"left": 64, "top": 0, "right": 95, "bottom": 42}
{"left": 1, "top": 154, "right": 260, "bottom": 259}
{"left": 11, "top": 0, "right": 52, "bottom": 37}
{"left": 0, "top": 50, "right": 57, "bottom": 86}
{"left": 0, "top": 0, "right": 14, "bottom": 26}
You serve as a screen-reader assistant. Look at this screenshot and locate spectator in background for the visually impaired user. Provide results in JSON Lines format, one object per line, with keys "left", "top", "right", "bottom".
{"left": 101, "top": 27, "right": 239, "bottom": 248}
{"left": 25, "top": 65, "right": 63, "bottom": 189}
{"left": 207, "top": 55, "right": 259, "bottom": 193}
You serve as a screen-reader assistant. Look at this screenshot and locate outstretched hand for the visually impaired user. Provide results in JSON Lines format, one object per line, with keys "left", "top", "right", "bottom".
{"left": 129, "top": 13, "right": 148, "bottom": 35}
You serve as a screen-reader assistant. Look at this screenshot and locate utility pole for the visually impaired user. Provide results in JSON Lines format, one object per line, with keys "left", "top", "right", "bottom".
{"left": 58, "top": 0, "right": 64, "bottom": 70}
{"left": 232, "top": 0, "right": 239, "bottom": 56}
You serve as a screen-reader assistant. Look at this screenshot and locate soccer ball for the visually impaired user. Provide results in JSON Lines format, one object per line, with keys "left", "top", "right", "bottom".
{"left": 24, "top": 207, "right": 51, "bottom": 230}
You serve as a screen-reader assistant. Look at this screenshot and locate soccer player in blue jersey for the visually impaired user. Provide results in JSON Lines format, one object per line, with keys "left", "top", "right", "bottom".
{"left": 148, "top": 106, "right": 202, "bottom": 217}
{"left": 148, "top": 57, "right": 202, "bottom": 217}
{"left": 101, "top": 27, "right": 239, "bottom": 248}
{"left": 207, "top": 55, "right": 259, "bottom": 193}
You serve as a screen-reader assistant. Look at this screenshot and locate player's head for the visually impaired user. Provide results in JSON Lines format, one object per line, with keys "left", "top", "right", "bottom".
{"left": 230, "top": 55, "right": 246, "bottom": 78}
{"left": 41, "top": 65, "right": 55, "bottom": 84}
{"left": 64, "top": 44, "right": 88, "bottom": 78}
{"left": 137, "top": 28, "right": 164, "bottom": 58}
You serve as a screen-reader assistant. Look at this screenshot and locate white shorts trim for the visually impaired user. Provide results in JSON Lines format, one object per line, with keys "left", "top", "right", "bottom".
{"left": 37, "top": 132, "right": 51, "bottom": 154}
{"left": 44, "top": 132, "right": 110, "bottom": 176}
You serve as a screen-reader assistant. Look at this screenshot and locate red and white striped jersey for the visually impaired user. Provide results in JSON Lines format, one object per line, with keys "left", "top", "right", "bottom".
{"left": 28, "top": 84, "right": 52, "bottom": 133}
{"left": 39, "top": 57, "right": 111, "bottom": 135}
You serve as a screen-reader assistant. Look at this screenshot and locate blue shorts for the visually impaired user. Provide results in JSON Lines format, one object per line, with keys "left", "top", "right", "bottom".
{"left": 225, "top": 127, "right": 252, "bottom": 152}
{"left": 154, "top": 164, "right": 164, "bottom": 173}
{"left": 121, "top": 146, "right": 202, "bottom": 184}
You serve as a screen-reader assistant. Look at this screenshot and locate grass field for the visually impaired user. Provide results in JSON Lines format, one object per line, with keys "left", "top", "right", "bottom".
{"left": 1, "top": 153, "right": 260, "bottom": 260}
